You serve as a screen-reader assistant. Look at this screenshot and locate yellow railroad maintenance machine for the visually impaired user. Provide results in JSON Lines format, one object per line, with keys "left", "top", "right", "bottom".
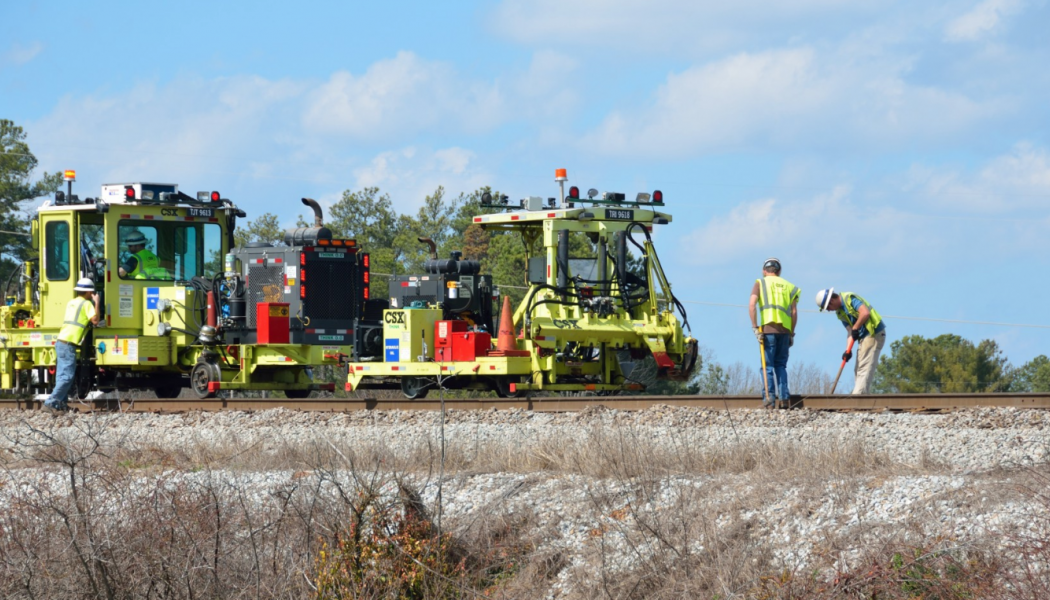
{"left": 0, "top": 171, "right": 364, "bottom": 400}
{"left": 346, "top": 169, "right": 698, "bottom": 398}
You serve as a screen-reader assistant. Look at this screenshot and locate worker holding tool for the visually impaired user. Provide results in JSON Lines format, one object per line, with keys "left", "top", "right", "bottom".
{"left": 749, "top": 258, "right": 800, "bottom": 408}
{"left": 44, "top": 277, "right": 101, "bottom": 413}
{"left": 815, "top": 288, "right": 887, "bottom": 394}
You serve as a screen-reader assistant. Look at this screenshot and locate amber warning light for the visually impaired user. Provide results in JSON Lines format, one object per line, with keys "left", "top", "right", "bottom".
{"left": 63, "top": 170, "right": 76, "bottom": 182}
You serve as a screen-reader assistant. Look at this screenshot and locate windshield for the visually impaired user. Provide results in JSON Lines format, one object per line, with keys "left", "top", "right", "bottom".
{"left": 117, "top": 221, "right": 223, "bottom": 280}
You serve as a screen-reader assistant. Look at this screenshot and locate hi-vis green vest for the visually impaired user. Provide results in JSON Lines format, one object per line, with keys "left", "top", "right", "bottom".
{"left": 129, "top": 249, "right": 160, "bottom": 279}
{"left": 757, "top": 275, "right": 800, "bottom": 332}
{"left": 835, "top": 292, "right": 883, "bottom": 337}
{"left": 57, "top": 298, "right": 96, "bottom": 345}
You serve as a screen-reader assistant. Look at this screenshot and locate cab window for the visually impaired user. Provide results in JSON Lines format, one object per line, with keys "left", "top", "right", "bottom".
{"left": 45, "top": 221, "right": 70, "bottom": 281}
{"left": 118, "top": 221, "right": 223, "bottom": 280}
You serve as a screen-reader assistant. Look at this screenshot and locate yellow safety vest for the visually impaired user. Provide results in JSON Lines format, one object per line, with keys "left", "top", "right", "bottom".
{"left": 757, "top": 275, "right": 800, "bottom": 332}
{"left": 836, "top": 292, "right": 883, "bottom": 337}
{"left": 129, "top": 249, "right": 161, "bottom": 279}
{"left": 57, "top": 297, "right": 96, "bottom": 345}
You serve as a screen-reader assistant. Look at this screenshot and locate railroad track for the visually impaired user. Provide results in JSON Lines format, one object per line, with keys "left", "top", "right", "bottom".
{"left": 2, "top": 392, "right": 1049, "bottom": 413}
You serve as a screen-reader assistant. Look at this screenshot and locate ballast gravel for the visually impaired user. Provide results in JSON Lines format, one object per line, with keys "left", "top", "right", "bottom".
{"left": 2, "top": 405, "right": 1049, "bottom": 595}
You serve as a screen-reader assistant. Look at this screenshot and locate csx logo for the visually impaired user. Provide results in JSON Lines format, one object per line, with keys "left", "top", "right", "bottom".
{"left": 161, "top": 208, "right": 179, "bottom": 216}
{"left": 384, "top": 311, "right": 406, "bottom": 324}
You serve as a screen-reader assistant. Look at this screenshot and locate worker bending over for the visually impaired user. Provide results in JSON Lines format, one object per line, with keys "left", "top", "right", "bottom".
{"left": 749, "top": 258, "right": 800, "bottom": 408}
{"left": 815, "top": 288, "right": 887, "bottom": 394}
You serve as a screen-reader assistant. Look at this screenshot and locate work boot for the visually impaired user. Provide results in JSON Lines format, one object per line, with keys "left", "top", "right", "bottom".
{"left": 42, "top": 403, "right": 68, "bottom": 415}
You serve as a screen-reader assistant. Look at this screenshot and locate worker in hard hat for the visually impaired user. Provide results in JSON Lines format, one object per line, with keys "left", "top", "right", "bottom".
{"left": 118, "top": 231, "right": 160, "bottom": 279}
{"left": 749, "top": 258, "right": 800, "bottom": 408}
{"left": 815, "top": 288, "right": 887, "bottom": 394}
{"left": 44, "top": 277, "right": 101, "bottom": 413}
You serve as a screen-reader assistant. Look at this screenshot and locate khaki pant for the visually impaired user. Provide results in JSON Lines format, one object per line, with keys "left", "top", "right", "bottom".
{"left": 852, "top": 330, "right": 886, "bottom": 394}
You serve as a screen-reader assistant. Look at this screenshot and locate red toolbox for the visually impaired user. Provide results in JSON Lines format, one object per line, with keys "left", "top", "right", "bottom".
{"left": 257, "top": 302, "right": 290, "bottom": 344}
{"left": 451, "top": 331, "right": 492, "bottom": 362}
{"left": 434, "top": 320, "right": 468, "bottom": 361}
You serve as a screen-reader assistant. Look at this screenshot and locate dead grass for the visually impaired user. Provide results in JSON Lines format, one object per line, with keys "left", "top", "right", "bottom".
{"left": 2, "top": 414, "right": 1050, "bottom": 599}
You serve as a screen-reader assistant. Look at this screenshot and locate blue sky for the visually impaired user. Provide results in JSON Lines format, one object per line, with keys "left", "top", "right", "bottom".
{"left": 3, "top": 0, "right": 1049, "bottom": 384}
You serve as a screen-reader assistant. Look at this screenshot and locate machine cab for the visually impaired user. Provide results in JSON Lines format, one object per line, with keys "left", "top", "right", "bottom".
{"left": 37, "top": 180, "right": 233, "bottom": 332}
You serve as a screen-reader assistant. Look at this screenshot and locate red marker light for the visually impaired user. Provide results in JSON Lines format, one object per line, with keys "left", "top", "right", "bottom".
{"left": 210, "top": 191, "right": 220, "bottom": 202}
{"left": 362, "top": 254, "right": 369, "bottom": 268}
{"left": 568, "top": 186, "right": 579, "bottom": 199}
{"left": 653, "top": 190, "right": 663, "bottom": 203}
{"left": 124, "top": 186, "right": 135, "bottom": 200}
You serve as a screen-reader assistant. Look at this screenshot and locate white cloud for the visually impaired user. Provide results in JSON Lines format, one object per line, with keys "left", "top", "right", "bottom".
{"left": 2, "top": 41, "right": 43, "bottom": 66}
{"left": 945, "top": 0, "right": 1024, "bottom": 42}
{"left": 907, "top": 142, "right": 1050, "bottom": 211}
{"left": 353, "top": 147, "right": 491, "bottom": 212}
{"left": 302, "top": 51, "right": 505, "bottom": 139}
{"left": 581, "top": 46, "right": 1002, "bottom": 157}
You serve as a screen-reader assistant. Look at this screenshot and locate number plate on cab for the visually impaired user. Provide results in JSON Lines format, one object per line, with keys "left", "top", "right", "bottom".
{"left": 606, "top": 209, "right": 634, "bottom": 220}
{"left": 188, "top": 207, "right": 215, "bottom": 218}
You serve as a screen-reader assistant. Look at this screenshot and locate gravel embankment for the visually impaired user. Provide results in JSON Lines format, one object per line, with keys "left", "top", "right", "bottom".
{"left": 2, "top": 406, "right": 1049, "bottom": 596}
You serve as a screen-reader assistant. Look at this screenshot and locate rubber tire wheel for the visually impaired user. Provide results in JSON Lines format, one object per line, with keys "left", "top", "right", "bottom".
{"left": 155, "top": 384, "right": 183, "bottom": 399}
{"left": 400, "top": 377, "right": 430, "bottom": 400}
{"left": 285, "top": 389, "right": 312, "bottom": 399}
{"left": 190, "top": 362, "right": 219, "bottom": 399}
{"left": 74, "top": 367, "right": 93, "bottom": 400}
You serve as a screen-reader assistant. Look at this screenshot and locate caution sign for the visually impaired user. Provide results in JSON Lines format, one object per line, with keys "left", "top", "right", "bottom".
{"left": 268, "top": 305, "right": 289, "bottom": 318}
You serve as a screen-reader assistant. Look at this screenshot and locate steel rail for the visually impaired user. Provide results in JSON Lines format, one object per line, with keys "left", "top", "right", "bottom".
{"left": 2, "top": 392, "right": 1050, "bottom": 413}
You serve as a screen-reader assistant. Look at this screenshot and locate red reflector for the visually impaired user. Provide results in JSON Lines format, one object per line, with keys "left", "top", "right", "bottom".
{"left": 120, "top": 214, "right": 131, "bottom": 218}
{"left": 208, "top": 382, "right": 221, "bottom": 392}
{"left": 345, "top": 382, "right": 353, "bottom": 391}
{"left": 547, "top": 264, "right": 550, "bottom": 278}
{"left": 356, "top": 366, "right": 363, "bottom": 371}
{"left": 509, "top": 383, "right": 517, "bottom": 393}
{"left": 322, "top": 383, "right": 335, "bottom": 391}
{"left": 473, "top": 217, "right": 482, "bottom": 223}
{"left": 107, "top": 271, "right": 111, "bottom": 282}
{"left": 273, "top": 258, "right": 282, "bottom": 263}
{"left": 391, "top": 366, "right": 399, "bottom": 371}
{"left": 547, "top": 212, "right": 556, "bottom": 217}
{"left": 147, "top": 357, "right": 158, "bottom": 362}
{"left": 489, "top": 365, "right": 496, "bottom": 370}
{"left": 585, "top": 384, "right": 596, "bottom": 391}
{"left": 511, "top": 215, "right": 520, "bottom": 220}
{"left": 401, "top": 281, "right": 409, "bottom": 287}
{"left": 209, "top": 218, "right": 218, "bottom": 222}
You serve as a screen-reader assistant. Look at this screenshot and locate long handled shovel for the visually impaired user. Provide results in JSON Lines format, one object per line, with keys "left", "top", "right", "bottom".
{"left": 758, "top": 334, "right": 771, "bottom": 408}
{"left": 830, "top": 337, "right": 856, "bottom": 394}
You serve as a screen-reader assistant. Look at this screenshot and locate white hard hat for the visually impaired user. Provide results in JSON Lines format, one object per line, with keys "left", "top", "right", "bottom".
{"left": 74, "top": 277, "right": 95, "bottom": 292}
{"left": 124, "top": 231, "right": 148, "bottom": 245}
{"left": 815, "top": 288, "right": 835, "bottom": 312}
{"left": 762, "top": 257, "right": 781, "bottom": 273}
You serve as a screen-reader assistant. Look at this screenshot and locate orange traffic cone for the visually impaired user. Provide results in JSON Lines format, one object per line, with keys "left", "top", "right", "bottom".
{"left": 496, "top": 296, "right": 516, "bottom": 352}
{"left": 492, "top": 296, "right": 530, "bottom": 357}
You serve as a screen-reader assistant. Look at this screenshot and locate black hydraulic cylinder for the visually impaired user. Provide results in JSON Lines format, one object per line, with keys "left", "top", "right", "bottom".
{"left": 557, "top": 229, "right": 569, "bottom": 300}
{"left": 615, "top": 231, "right": 627, "bottom": 298}
{"left": 598, "top": 238, "right": 608, "bottom": 297}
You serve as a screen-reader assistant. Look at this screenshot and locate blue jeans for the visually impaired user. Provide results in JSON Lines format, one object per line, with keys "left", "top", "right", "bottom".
{"left": 762, "top": 333, "right": 791, "bottom": 402}
{"left": 47, "top": 341, "right": 78, "bottom": 409}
